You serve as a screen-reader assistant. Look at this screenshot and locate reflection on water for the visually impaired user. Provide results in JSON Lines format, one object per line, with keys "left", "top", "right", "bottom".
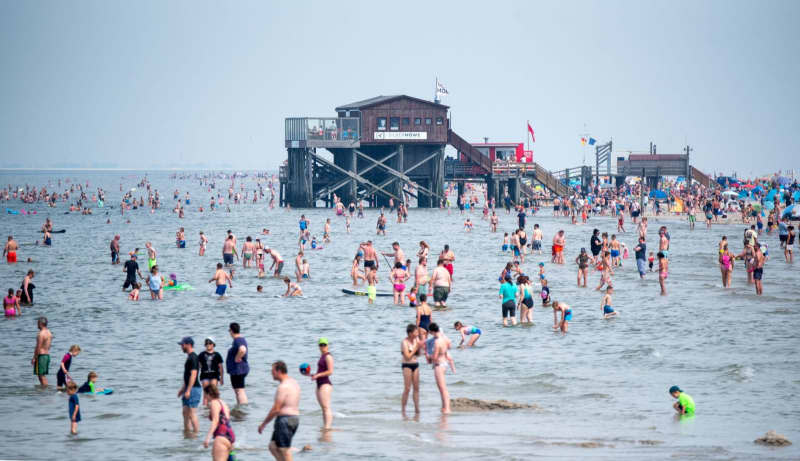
{"left": 0, "top": 171, "right": 799, "bottom": 460}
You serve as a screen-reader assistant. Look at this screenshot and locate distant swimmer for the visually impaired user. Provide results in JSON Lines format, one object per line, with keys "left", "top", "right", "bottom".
{"left": 601, "top": 286, "right": 617, "bottom": 319}
{"left": 453, "top": 321, "right": 481, "bottom": 347}
{"left": 669, "top": 385, "right": 695, "bottom": 416}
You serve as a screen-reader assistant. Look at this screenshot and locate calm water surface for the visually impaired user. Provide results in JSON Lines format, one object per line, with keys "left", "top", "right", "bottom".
{"left": 0, "top": 171, "right": 798, "bottom": 460}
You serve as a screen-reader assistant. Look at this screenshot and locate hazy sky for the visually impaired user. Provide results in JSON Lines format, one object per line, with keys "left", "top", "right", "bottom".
{"left": 1, "top": 0, "right": 798, "bottom": 175}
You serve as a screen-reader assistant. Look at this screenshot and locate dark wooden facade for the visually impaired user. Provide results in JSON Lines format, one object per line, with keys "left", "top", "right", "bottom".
{"left": 336, "top": 95, "right": 449, "bottom": 144}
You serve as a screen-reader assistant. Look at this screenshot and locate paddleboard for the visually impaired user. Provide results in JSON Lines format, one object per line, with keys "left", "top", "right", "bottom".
{"left": 40, "top": 229, "right": 66, "bottom": 233}
{"left": 341, "top": 288, "right": 392, "bottom": 297}
{"left": 95, "top": 388, "right": 113, "bottom": 395}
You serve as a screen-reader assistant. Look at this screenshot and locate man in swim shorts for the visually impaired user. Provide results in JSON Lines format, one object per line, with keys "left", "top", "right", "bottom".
{"left": 209, "top": 262, "right": 233, "bottom": 297}
{"left": 267, "top": 248, "right": 284, "bottom": 277}
{"left": 145, "top": 242, "right": 157, "bottom": 270}
{"left": 259, "top": 361, "right": 300, "bottom": 461}
{"left": 110, "top": 235, "right": 121, "bottom": 264}
{"left": 223, "top": 235, "right": 236, "bottom": 267}
{"left": 4, "top": 235, "right": 19, "bottom": 264}
{"left": 430, "top": 259, "right": 452, "bottom": 308}
{"left": 178, "top": 336, "right": 201, "bottom": 433}
{"left": 32, "top": 316, "right": 52, "bottom": 386}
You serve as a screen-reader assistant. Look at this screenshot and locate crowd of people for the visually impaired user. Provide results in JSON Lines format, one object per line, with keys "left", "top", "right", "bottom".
{"left": 4, "top": 171, "right": 799, "bottom": 460}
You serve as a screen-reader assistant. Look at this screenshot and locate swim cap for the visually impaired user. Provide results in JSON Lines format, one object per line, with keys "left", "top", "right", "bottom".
{"left": 538, "top": 262, "right": 545, "bottom": 267}
{"left": 669, "top": 385, "right": 682, "bottom": 394}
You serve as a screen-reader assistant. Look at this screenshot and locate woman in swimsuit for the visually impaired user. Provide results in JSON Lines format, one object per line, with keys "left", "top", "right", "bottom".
{"left": 417, "top": 241, "right": 429, "bottom": 263}
{"left": 312, "top": 338, "right": 334, "bottom": 429}
{"left": 416, "top": 294, "right": 432, "bottom": 331}
{"left": 4, "top": 288, "right": 20, "bottom": 317}
{"left": 657, "top": 252, "right": 668, "bottom": 296}
{"left": 351, "top": 255, "right": 365, "bottom": 286}
{"left": 203, "top": 383, "right": 235, "bottom": 461}
{"left": 390, "top": 262, "right": 409, "bottom": 305}
{"left": 400, "top": 324, "right": 420, "bottom": 414}
{"left": 719, "top": 245, "right": 734, "bottom": 288}
{"left": 516, "top": 275, "right": 534, "bottom": 323}
{"left": 147, "top": 266, "right": 163, "bottom": 300}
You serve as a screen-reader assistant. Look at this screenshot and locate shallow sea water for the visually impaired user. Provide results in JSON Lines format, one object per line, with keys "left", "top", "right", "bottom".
{"left": 0, "top": 171, "right": 798, "bottom": 460}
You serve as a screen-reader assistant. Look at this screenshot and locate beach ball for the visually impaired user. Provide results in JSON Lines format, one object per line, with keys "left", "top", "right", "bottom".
{"left": 299, "top": 363, "right": 310, "bottom": 375}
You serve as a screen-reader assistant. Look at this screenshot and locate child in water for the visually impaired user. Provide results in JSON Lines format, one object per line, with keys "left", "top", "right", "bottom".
{"left": 128, "top": 282, "right": 140, "bottom": 301}
{"left": 540, "top": 278, "right": 552, "bottom": 307}
{"left": 282, "top": 276, "right": 303, "bottom": 297}
{"left": 300, "top": 259, "right": 310, "bottom": 279}
{"left": 502, "top": 233, "right": 509, "bottom": 252}
{"left": 648, "top": 252, "right": 655, "bottom": 272}
{"left": 601, "top": 286, "right": 618, "bottom": 319}
{"left": 78, "top": 371, "right": 106, "bottom": 394}
{"left": 57, "top": 345, "right": 82, "bottom": 390}
{"left": 67, "top": 381, "right": 80, "bottom": 434}
{"left": 453, "top": 321, "right": 481, "bottom": 347}
{"left": 408, "top": 286, "right": 418, "bottom": 307}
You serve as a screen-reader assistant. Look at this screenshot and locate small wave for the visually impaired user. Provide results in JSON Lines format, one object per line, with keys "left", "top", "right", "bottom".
{"left": 577, "top": 392, "right": 611, "bottom": 400}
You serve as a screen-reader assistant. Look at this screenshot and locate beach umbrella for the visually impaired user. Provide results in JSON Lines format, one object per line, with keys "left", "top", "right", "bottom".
{"left": 782, "top": 204, "right": 799, "bottom": 219}
{"left": 737, "top": 190, "right": 750, "bottom": 199}
{"left": 794, "top": 191, "right": 800, "bottom": 201}
{"left": 649, "top": 190, "right": 667, "bottom": 199}
{"left": 722, "top": 190, "right": 738, "bottom": 197}
{"left": 753, "top": 186, "right": 764, "bottom": 194}
{"left": 777, "top": 176, "right": 791, "bottom": 185}
{"left": 751, "top": 203, "right": 763, "bottom": 212}
{"left": 764, "top": 201, "right": 774, "bottom": 210}
{"left": 740, "top": 183, "right": 755, "bottom": 189}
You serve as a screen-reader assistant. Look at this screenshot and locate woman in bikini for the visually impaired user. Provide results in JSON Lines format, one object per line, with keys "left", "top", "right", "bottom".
{"left": 203, "top": 383, "right": 235, "bottom": 461}
{"left": 400, "top": 324, "right": 420, "bottom": 414}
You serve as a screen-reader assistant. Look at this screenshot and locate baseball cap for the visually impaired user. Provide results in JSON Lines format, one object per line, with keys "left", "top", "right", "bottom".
{"left": 204, "top": 337, "right": 215, "bottom": 345}
{"left": 178, "top": 336, "right": 194, "bottom": 346}
{"left": 668, "top": 385, "right": 682, "bottom": 394}
{"left": 318, "top": 337, "right": 329, "bottom": 346}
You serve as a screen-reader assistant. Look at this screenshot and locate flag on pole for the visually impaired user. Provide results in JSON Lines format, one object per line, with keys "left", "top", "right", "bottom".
{"left": 588, "top": 137, "right": 596, "bottom": 146}
{"left": 527, "top": 122, "right": 535, "bottom": 142}
{"left": 581, "top": 137, "right": 587, "bottom": 146}
{"left": 435, "top": 78, "right": 449, "bottom": 98}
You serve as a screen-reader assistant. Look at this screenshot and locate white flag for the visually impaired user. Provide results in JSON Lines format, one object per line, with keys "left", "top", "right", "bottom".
{"left": 436, "top": 78, "right": 449, "bottom": 97}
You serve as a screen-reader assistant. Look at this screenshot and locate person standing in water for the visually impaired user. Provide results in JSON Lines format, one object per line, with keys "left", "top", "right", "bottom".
{"left": 258, "top": 361, "right": 300, "bottom": 461}
{"left": 226, "top": 323, "right": 249, "bottom": 405}
{"left": 601, "top": 286, "right": 618, "bottom": 318}
{"left": 177, "top": 336, "right": 201, "bottom": 434}
{"left": 4, "top": 235, "right": 19, "bottom": 264}
{"left": 32, "top": 316, "right": 52, "bottom": 386}
{"left": 401, "top": 324, "right": 421, "bottom": 414}
{"left": 110, "top": 235, "right": 121, "bottom": 264}
{"left": 202, "top": 383, "right": 235, "bottom": 461}
{"left": 430, "top": 259, "right": 452, "bottom": 308}
{"left": 429, "top": 323, "right": 452, "bottom": 414}
{"left": 209, "top": 263, "right": 233, "bottom": 298}
{"left": 311, "top": 337, "right": 334, "bottom": 430}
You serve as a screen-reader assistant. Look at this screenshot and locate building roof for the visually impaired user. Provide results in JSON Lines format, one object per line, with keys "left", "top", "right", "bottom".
{"left": 335, "top": 95, "right": 449, "bottom": 111}
{"left": 628, "top": 154, "right": 686, "bottom": 161}
{"left": 471, "top": 143, "right": 522, "bottom": 147}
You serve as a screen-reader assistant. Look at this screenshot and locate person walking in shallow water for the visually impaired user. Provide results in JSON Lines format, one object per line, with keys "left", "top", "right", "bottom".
{"left": 400, "top": 324, "right": 420, "bottom": 414}
{"left": 311, "top": 337, "right": 334, "bottom": 430}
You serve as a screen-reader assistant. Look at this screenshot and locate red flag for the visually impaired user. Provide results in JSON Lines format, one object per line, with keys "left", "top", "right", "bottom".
{"left": 527, "top": 122, "right": 535, "bottom": 142}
